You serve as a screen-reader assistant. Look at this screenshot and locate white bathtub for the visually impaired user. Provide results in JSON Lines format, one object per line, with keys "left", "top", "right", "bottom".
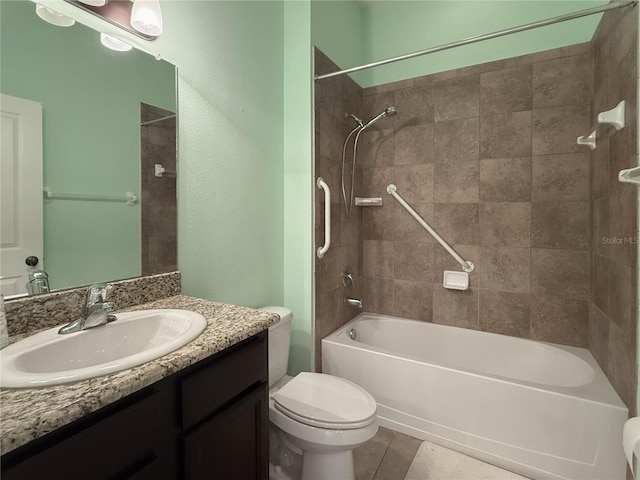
{"left": 321, "top": 313, "right": 629, "bottom": 480}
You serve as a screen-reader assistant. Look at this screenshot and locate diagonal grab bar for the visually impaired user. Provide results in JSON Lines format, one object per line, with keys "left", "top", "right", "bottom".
{"left": 386, "top": 184, "right": 474, "bottom": 273}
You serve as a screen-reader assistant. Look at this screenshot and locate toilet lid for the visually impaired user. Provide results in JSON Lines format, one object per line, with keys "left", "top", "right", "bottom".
{"left": 272, "top": 372, "right": 377, "bottom": 429}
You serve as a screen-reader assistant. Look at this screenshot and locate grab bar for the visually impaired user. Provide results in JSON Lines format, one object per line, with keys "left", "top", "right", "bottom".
{"left": 43, "top": 187, "right": 137, "bottom": 205}
{"left": 386, "top": 184, "right": 474, "bottom": 272}
{"left": 317, "top": 177, "right": 331, "bottom": 258}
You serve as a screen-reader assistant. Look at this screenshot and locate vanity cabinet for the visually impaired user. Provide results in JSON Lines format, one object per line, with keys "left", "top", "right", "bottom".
{"left": 1, "top": 385, "right": 174, "bottom": 479}
{"left": 184, "top": 385, "right": 268, "bottom": 480}
{"left": 1, "top": 331, "right": 269, "bottom": 480}
{"left": 180, "top": 333, "right": 268, "bottom": 480}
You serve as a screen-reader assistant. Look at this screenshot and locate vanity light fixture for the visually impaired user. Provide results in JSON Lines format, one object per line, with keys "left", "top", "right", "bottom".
{"left": 76, "top": 0, "right": 106, "bottom": 6}
{"left": 130, "top": 0, "right": 163, "bottom": 37}
{"left": 35, "top": 3, "right": 76, "bottom": 27}
{"left": 100, "top": 32, "right": 133, "bottom": 51}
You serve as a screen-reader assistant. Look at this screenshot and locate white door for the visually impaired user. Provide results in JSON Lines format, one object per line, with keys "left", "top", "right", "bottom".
{"left": 0, "top": 94, "right": 43, "bottom": 296}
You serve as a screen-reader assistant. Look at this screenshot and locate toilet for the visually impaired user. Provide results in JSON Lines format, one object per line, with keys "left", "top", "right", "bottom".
{"left": 261, "top": 306, "right": 378, "bottom": 480}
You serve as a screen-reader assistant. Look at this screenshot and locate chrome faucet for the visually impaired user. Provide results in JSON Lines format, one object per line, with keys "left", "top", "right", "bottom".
{"left": 342, "top": 266, "right": 363, "bottom": 309}
{"left": 344, "top": 297, "right": 363, "bottom": 309}
{"left": 58, "top": 283, "right": 117, "bottom": 334}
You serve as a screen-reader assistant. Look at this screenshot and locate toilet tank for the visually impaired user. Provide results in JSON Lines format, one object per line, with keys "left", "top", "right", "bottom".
{"left": 260, "top": 306, "right": 292, "bottom": 387}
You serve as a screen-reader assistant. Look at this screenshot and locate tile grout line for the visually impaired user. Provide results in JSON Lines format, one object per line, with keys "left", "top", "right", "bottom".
{"left": 371, "top": 442, "right": 391, "bottom": 480}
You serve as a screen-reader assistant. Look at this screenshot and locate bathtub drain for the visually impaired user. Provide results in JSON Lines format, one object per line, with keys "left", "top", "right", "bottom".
{"left": 347, "top": 328, "right": 357, "bottom": 340}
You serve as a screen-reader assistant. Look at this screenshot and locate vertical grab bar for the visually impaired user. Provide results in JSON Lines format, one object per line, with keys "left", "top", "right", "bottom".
{"left": 317, "top": 177, "right": 331, "bottom": 258}
{"left": 387, "top": 184, "right": 474, "bottom": 272}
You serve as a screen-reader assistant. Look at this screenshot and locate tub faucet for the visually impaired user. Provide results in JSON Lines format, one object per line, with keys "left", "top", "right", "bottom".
{"left": 58, "top": 283, "right": 117, "bottom": 334}
{"left": 345, "top": 297, "right": 363, "bottom": 309}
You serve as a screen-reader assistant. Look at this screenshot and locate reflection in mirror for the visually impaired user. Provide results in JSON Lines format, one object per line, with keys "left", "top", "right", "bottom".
{"left": 141, "top": 104, "right": 177, "bottom": 275}
{"left": 0, "top": 0, "right": 177, "bottom": 296}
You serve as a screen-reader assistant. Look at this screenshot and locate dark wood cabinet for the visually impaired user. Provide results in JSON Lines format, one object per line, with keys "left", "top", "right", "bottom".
{"left": 1, "top": 331, "right": 268, "bottom": 480}
{"left": 184, "top": 384, "right": 268, "bottom": 480}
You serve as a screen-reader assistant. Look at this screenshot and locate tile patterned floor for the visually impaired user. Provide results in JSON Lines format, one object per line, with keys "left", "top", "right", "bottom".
{"left": 355, "top": 427, "right": 532, "bottom": 480}
{"left": 354, "top": 427, "right": 423, "bottom": 480}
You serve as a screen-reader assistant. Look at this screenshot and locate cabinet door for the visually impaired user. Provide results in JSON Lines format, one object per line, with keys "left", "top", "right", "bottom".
{"left": 184, "top": 384, "right": 268, "bottom": 480}
{"left": 2, "top": 388, "right": 174, "bottom": 480}
{"left": 180, "top": 334, "right": 267, "bottom": 430}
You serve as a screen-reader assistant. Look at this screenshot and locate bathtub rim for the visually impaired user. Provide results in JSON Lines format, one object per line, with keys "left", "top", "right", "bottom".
{"left": 321, "top": 312, "right": 627, "bottom": 410}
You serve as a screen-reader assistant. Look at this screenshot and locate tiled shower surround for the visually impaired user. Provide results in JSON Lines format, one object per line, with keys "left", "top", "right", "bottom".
{"left": 589, "top": 6, "right": 638, "bottom": 414}
{"left": 314, "top": 6, "right": 638, "bottom": 412}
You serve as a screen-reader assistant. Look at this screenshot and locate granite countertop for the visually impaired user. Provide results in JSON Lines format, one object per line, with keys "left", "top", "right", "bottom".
{"left": 0, "top": 295, "right": 279, "bottom": 455}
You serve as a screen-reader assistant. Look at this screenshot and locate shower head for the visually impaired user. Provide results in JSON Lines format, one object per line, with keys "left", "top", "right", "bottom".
{"left": 362, "top": 106, "right": 398, "bottom": 130}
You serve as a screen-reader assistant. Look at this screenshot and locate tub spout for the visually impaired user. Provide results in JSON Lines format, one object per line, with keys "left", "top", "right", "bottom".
{"left": 345, "top": 297, "right": 363, "bottom": 308}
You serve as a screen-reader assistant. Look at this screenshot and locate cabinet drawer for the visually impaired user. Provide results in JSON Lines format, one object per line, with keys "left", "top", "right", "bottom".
{"left": 3, "top": 389, "right": 164, "bottom": 480}
{"left": 181, "top": 333, "right": 267, "bottom": 430}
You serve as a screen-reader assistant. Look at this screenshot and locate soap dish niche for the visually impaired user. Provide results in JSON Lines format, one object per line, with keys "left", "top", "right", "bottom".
{"left": 619, "top": 165, "right": 640, "bottom": 186}
{"left": 577, "top": 130, "right": 596, "bottom": 150}
{"left": 598, "top": 100, "right": 625, "bottom": 131}
{"left": 355, "top": 197, "right": 383, "bottom": 207}
{"left": 443, "top": 270, "right": 469, "bottom": 291}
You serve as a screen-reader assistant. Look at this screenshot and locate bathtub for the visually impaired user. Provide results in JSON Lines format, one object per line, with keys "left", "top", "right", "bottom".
{"left": 321, "top": 313, "right": 628, "bottom": 480}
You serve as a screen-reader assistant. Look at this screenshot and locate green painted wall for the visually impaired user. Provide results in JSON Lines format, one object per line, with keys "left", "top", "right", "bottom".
{"left": 1, "top": 0, "right": 174, "bottom": 290}
{"left": 284, "top": 0, "right": 314, "bottom": 374}
{"left": 152, "top": 1, "right": 285, "bottom": 309}
{"left": 311, "top": 0, "right": 366, "bottom": 85}
{"left": 311, "top": 0, "right": 607, "bottom": 88}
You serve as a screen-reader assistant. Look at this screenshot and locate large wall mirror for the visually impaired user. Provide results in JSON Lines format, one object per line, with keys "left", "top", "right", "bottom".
{"left": 0, "top": 0, "right": 177, "bottom": 297}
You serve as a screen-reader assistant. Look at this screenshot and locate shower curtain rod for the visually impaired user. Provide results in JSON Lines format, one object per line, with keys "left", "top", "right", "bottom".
{"left": 140, "top": 114, "right": 176, "bottom": 126}
{"left": 314, "top": 0, "right": 637, "bottom": 82}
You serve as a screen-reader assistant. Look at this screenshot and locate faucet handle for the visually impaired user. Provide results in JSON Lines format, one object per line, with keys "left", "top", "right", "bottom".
{"left": 85, "top": 283, "right": 113, "bottom": 306}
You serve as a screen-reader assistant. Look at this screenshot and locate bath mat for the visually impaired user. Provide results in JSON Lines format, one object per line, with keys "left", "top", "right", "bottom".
{"left": 404, "top": 441, "right": 530, "bottom": 480}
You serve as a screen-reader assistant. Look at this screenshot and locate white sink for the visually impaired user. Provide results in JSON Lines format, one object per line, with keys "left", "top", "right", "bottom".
{"left": 0, "top": 309, "right": 207, "bottom": 388}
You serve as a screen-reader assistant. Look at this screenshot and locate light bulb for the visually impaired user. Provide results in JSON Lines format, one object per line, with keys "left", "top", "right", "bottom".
{"left": 35, "top": 4, "right": 75, "bottom": 27}
{"left": 131, "top": 0, "right": 163, "bottom": 37}
{"left": 77, "top": 0, "right": 107, "bottom": 6}
{"left": 100, "top": 33, "right": 133, "bottom": 52}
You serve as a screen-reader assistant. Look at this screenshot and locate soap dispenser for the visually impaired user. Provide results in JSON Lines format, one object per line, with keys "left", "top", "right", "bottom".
{"left": 25, "top": 256, "right": 50, "bottom": 296}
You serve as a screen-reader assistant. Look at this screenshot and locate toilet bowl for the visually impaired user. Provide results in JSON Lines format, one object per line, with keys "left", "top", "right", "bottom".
{"left": 261, "top": 307, "right": 378, "bottom": 480}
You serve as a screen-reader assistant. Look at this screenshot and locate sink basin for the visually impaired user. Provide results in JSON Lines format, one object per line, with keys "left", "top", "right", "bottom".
{"left": 0, "top": 309, "right": 207, "bottom": 388}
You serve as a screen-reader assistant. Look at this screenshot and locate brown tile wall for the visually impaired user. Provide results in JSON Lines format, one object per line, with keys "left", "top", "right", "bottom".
{"left": 359, "top": 42, "right": 593, "bottom": 349}
{"left": 315, "top": 9, "right": 638, "bottom": 414}
{"left": 141, "top": 104, "right": 177, "bottom": 276}
{"left": 589, "top": 6, "right": 638, "bottom": 415}
{"left": 314, "top": 49, "right": 364, "bottom": 371}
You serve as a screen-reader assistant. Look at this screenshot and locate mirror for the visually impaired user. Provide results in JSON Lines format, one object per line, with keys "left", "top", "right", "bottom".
{"left": 0, "top": 0, "right": 177, "bottom": 296}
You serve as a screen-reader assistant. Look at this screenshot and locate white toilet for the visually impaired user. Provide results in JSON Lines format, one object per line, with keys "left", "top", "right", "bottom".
{"left": 261, "top": 306, "right": 378, "bottom": 480}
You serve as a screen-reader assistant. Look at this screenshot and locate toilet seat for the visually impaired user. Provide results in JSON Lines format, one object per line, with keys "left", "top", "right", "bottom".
{"left": 272, "top": 372, "right": 377, "bottom": 430}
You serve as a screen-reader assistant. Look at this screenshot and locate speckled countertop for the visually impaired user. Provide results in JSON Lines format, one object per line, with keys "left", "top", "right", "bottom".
{"left": 0, "top": 295, "right": 279, "bottom": 455}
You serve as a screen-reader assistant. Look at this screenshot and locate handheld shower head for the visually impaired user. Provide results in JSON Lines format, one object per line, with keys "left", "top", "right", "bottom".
{"left": 362, "top": 106, "right": 398, "bottom": 130}
{"left": 341, "top": 106, "right": 398, "bottom": 217}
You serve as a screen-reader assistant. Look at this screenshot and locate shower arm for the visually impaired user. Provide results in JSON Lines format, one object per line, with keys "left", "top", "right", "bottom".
{"left": 387, "top": 184, "right": 474, "bottom": 273}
